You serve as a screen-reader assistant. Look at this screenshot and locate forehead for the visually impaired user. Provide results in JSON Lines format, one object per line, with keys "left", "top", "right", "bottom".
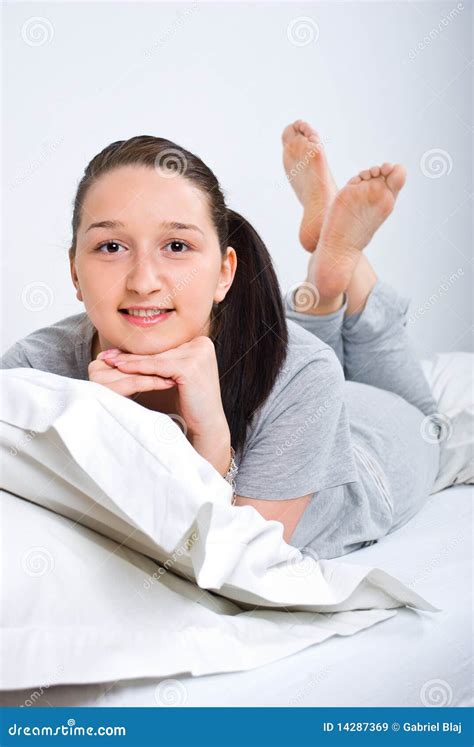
{"left": 80, "top": 165, "right": 212, "bottom": 231}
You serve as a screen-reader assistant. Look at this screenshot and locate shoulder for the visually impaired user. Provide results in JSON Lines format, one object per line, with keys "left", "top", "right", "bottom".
{"left": 239, "top": 319, "right": 345, "bottom": 450}
{"left": 274, "top": 318, "right": 345, "bottom": 394}
{"left": 0, "top": 312, "right": 95, "bottom": 379}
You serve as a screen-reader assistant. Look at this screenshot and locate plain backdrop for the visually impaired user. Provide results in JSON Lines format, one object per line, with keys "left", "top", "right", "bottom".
{"left": 2, "top": 0, "right": 472, "bottom": 357}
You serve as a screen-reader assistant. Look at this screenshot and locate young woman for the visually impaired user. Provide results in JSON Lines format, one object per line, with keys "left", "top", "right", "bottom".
{"left": 0, "top": 120, "right": 441, "bottom": 560}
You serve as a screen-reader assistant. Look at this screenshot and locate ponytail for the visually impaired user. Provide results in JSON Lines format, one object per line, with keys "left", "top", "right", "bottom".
{"left": 210, "top": 209, "right": 289, "bottom": 454}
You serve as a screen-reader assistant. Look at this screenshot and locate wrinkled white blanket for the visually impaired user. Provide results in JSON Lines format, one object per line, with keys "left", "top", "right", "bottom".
{"left": 1, "top": 368, "right": 440, "bottom": 690}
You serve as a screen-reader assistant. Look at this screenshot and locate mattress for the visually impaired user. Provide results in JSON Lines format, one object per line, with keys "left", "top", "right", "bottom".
{"left": 1, "top": 483, "right": 471, "bottom": 708}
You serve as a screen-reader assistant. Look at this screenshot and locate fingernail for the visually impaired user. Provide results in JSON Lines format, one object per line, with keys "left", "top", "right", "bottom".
{"left": 100, "top": 348, "right": 121, "bottom": 358}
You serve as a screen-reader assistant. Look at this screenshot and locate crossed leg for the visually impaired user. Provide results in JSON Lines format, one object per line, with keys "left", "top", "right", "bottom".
{"left": 282, "top": 119, "right": 406, "bottom": 316}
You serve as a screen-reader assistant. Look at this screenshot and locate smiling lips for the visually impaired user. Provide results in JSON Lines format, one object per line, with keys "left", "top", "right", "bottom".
{"left": 120, "top": 308, "right": 174, "bottom": 327}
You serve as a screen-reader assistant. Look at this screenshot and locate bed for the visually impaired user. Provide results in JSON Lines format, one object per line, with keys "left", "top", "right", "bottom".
{"left": 0, "top": 483, "right": 471, "bottom": 708}
{"left": 0, "top": 354, "right": 472, "bottom": 708}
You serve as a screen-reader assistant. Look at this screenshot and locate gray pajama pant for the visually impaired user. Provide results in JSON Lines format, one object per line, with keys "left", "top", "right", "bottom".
{"left": 286, "top": 279, "right": 441, "bottom": 559}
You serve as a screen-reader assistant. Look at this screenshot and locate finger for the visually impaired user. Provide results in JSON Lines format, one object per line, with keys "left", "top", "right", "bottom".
{"left": 96, "top": 348, "right": 125, "bottom": 361}
{"left": 110, "top": 350, "right": 182, "bottom": 363}
{"left": 112, "top": 358, "right": 179, "bottom": 379}
{"left": 110, "top": 339, "right": 200, "bottom": 362}
{"left": 102, "top": 356, "right": 123, "bottom": 367}
{"left": 106, "top": 374, "right": 175, "bottom": 397}
{"left": 90, "top": 362, "right": 174, "bottom": 389}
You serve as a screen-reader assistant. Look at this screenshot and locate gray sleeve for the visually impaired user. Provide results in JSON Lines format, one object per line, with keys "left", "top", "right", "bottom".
{"left": 234, "top": 348, "right": 358, "bottom": 501}
{"left": 0, "top": 341, "right": 32, "bottom": 370}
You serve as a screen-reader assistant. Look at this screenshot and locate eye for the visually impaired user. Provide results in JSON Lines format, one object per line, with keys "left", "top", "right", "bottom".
{"left": 164, "top": 240, "right": 191, "bottom": 254}
{"left": 95, "top": 241, "right": 127, "bottom": 255}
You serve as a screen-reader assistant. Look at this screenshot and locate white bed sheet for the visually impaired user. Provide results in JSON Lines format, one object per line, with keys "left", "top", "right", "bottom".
{"left": 2, "top": 484, "right": 471, "bottom": 708}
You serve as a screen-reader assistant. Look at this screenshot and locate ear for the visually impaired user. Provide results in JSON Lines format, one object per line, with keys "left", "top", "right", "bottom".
{"left": 214, "top": 247, "right": 237, "bottom": 304}
{"left": 69, "top": 254, "right": 83, "bottom": 303}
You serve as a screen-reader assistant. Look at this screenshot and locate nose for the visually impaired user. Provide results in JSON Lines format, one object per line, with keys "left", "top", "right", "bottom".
{"left": 125, "top": 249, "right": 164, "bottom": 296}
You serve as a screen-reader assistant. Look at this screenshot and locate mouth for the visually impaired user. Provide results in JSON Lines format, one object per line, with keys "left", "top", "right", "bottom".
{"left": 119, "top": 308, "right": 175, "bottom": 327}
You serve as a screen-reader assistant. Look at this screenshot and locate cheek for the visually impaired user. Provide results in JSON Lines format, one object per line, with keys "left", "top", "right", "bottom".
{"left": 77, "top": 265, "right": 120, "bottom": 305}
{"left": 179, "top": 259, "right": 220, "bottom": 300}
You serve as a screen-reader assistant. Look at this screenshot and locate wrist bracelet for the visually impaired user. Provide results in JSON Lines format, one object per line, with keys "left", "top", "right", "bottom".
{"left": 223, "top": 446, "right": 238, "bottom": 504}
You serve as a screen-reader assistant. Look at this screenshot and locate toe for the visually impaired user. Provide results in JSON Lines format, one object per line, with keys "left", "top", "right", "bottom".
{"left": 296, "top": 120, "right": 318, "bottom": 140}
{"left": 348, "top": 175, "right": 362, "bottom": 185}
{"left": 282, "top": 123, "right": 297, "bottom": 144}
{"left": 370, "top": 166, "right": 381, "bottom": 178}
{"left": 359, "top": 169, "right": 372, "bottom": 180}
{"left": 380, "top": 162, "right": 393, "bottom": 176}
{"left": 386, "top": 164, "right": 407, "bottom": 196}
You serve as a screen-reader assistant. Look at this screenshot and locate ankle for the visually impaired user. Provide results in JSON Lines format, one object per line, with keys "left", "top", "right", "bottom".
{"left": 294, "top": 283, "right": 345, "bottom": 316}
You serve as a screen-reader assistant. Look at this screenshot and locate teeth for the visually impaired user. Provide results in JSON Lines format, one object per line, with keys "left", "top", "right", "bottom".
{"left": 126, "top": 309, "right": 169, "bottom": 318}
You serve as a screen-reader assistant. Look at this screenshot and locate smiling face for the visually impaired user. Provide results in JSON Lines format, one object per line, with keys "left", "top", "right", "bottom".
{"left": 70, "top": 165, "right": 237, "bottom": 357}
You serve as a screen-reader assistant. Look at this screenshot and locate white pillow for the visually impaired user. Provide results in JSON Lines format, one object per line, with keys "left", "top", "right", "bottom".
{"left": 2, "top": 487, "right": 401, "bottom": 692}
{"left": 0, "top": 368, "right": 439, "bottom": 690}
{"left": 421, "top": 352, "right": 474, "bottom": 493}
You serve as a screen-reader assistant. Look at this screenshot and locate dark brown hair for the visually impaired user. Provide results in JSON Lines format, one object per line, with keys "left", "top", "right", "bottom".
{"left": 69, "top": 136, "right": 288, "bottom": 454}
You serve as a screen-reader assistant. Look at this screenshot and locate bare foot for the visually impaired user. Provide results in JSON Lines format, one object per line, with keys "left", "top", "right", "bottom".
{"left": 307, "top": 163, "right": 407, "bottom": 300}
{"left": 282, "top": 119, "right": 337, "bottom": 252}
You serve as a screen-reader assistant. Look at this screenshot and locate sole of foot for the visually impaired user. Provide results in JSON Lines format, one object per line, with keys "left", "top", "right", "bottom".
{"left": 282, "top": 119, "right": 338, "bottom": 253}
{"left": 308, "top": 162, "right": 407, "bottom": 300}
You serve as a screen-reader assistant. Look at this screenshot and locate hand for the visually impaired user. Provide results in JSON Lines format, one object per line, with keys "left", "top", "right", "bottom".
{"left": 104, "top": 336, "right": 229, "bottom": 443}
{"left": 88, "top": 350, "right": 175, "bottom": 398}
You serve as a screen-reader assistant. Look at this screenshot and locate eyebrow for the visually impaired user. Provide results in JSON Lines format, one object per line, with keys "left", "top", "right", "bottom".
{"left": 85, "top": 219, "right": 204, "bottom": 236}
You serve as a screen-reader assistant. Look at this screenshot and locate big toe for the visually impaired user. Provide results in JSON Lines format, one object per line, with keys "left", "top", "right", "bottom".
{"left": 282, "top": 122, "right": 297, "bottom": 145}
{"left": 385, "top": 164, "right": 407, "bottom": 197}
{"left": 295, "top": 119, "right": 319, "bottom": 140}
